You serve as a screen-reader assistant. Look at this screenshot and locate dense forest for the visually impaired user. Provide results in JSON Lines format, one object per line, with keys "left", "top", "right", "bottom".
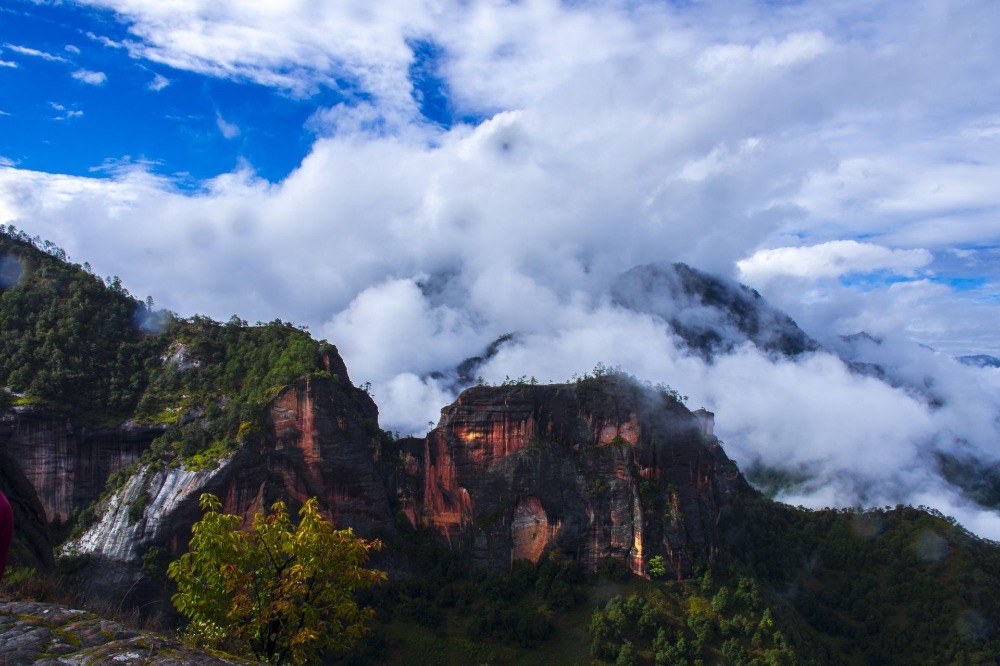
{"left": 0, "top": 224, "right": 338, "bottom": 467}
{"left": 3, "top": 224, "right": 1000, "bottom": 665}
{"left": 341, "top": 498, "right": 1000, "bottom": 665}
{"left": 0, "top": 225, "right": 162, "bottom": 424}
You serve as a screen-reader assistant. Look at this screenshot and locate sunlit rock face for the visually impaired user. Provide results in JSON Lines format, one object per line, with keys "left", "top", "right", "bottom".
{"left": 511, "top": 496, "right": 552, "bottom": 564}
{"left": 262, "top": 376, "right": 394, "bottom": 536}
{"left": 10, "top": 347, "right": 748, "bottom": 613}
{"left": 399, "top": 378, "right": 750, "bottom": 579}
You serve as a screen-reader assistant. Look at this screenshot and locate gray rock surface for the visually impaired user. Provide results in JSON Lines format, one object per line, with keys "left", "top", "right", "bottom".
{"left": 0, "top": 599, "right": 250, "bottom": 665}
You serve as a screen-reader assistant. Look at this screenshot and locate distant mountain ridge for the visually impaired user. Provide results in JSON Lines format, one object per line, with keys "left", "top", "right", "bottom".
{"left": 959, "top": 354, "right": 1000, "bottom": 368}
{"left": 449, "top": 262, "right": 822, "bottom": 396}
{"left": 611, "top": 262, "right": 821, "bottom": 360}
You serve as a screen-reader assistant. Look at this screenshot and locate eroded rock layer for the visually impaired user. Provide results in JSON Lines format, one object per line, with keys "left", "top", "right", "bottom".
{"left": 398, "top": 378, "right": 749, "bottom": 578}
{"left": 59, "top": 374, "right": 394, "bottom": 607}
{"left": 0, "top": 407, "right": 164, "bottom": 525}
{"left": 3, "top": 364, "right": 750, "bottom": 612}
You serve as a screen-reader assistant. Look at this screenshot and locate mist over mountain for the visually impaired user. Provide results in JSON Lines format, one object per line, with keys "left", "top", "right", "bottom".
{"left": 326, "top": 257, "right": 1000, "bottom": 540}
{"left": 3, "top": 3, "right": 1000, "bottom": 662}
{"left": 1, "top": 221, "right": 997, "bottom": 543}
{"left": 6, "top": 225, "right": 1000, "bottom": 664}
{"left": 610, "top": 263, "right": 820, "bottom": 360}
{"left": 959, "top": 355, "right": 1000, "bottom": 369}
{"left": 1, "top": 0, "right": 996, "bottom": 544}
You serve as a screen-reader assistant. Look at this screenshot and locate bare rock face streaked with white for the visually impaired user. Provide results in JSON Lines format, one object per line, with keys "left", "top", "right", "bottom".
{"left": 68, "top": 463, "right": 229, "bottom": 564}
{"left": 59, "top": 370, "right": 396, "bottom": 608}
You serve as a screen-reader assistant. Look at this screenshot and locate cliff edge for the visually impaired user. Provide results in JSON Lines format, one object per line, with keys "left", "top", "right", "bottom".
{"left": 395, "top": 375, "right": 751, "bottom": 579}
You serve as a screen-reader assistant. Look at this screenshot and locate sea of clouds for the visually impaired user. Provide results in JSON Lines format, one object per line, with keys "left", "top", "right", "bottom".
{"left": 1, "top": 0, "right": 998, "bottom": 535}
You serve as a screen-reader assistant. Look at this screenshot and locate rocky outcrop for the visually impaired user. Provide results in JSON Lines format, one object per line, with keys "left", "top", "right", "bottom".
{"left": 396, "top": 377, "right": 750, "bottom": 579}
{"left": 64, "top": 375, "right": 394, "bottom": 607}
{"left": 261, "top": 377, "right": 392, "bottom": 536}
{"left": 6, "top": 358, "right": 750, "bottom": 612}
{"left": 0, "top": 407, "right": 165, "bottom": 525}
{"left": 0, "top": 599, "right": 250, "bottom": 665}
{"left": 0, "top": 449, "right": 55, "bottom": 575}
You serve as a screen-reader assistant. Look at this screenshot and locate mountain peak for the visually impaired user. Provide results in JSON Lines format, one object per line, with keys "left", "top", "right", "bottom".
{"left": 611, "top": 262, "right": 820, "bottom": 359}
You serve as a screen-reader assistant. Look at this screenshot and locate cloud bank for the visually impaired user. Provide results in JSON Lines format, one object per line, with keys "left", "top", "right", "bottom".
{"left": 2, "top": 0, "right": 999, "bottom": 535}
{"left": 738, "top": 241, "right": 933, "bottom": 281}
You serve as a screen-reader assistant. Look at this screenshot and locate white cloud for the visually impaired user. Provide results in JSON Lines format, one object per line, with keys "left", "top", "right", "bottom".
{"left": 87, "top": 32, "right": 127, "bottom": 50}
{"left": 4, "top": 43, "right": 68, "bottom": 62}
{"left": 738, "top": 241, "right": 933, "bottom": 281}
{"left": 78, "top": 0, "right": 427, "bottom": 102}
{"left": 215, "top": 112, "right": 239, "bottom": 139}
{"left": 696, "top": 31, "right": 832, "bottom": 74}
{"left": 72, "top": 69, "right": 108, "bottom": 85}
{"left": 0, "top": 60, "right": 16, "bottom": 68}
{"left": 4, "top": 0, "right": 1000, "bottom": 535}
{"left": 65, "top": 45, "right": 81, "bottom": 55}
{"left": 325, "top": 278, "right": 481, "bottom": 382}
{"left": 49, "top": 102, "right": 84, "bottom": 121}
{"left": 148, "top": 73, "right": 170, "bottom": 91}
{"left": 378, "top": 373, "right": 456, "bottom": 437}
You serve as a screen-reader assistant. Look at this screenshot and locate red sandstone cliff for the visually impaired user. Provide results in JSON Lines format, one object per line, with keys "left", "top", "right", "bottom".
{"left": 0, "top": 407, "right": 165, "bottom": 526}
{"left": 55, "top": 371, "right": 394, "bottom": 608}
{"left": 395, "top": 377, "right": 750, "bottom": 579}
{"left": 4, "top": 365, "right": 750, "bottom": 611}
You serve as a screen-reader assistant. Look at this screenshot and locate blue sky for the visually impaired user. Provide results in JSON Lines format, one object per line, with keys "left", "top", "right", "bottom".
{"left": 0, "top": 0, "right": 997, "bottom": 360}
{"left": 0, "top": 1, "right": 368, "bottom": 183}
{"left": 1, "top": 0, "right": 1000, "bottom": 532}
{"left": 0, "top": 1, "right": 469, "bottom": 184}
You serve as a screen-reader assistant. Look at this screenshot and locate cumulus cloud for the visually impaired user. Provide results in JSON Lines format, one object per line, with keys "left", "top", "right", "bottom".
{"left": 737, "top": 241, "right": 933, "bottom": 281}
{"left": 326, "top": 278, "right": 482, "bottom": 381}
{"left": 72, "top": 68, "right": 107, "bottom": 85}
{"left": 736, "top": 258, "right": 1000, "bottom": 358}
{"left": 79, "top": 0, "right": 427, "bottom": 102}
{"left": 3, "top": 0, "right": 1000, "bottom": 535}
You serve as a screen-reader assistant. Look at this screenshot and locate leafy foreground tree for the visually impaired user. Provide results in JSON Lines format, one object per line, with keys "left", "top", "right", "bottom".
{"left": 168, "top": 494, "right": 386, "bottom": 665}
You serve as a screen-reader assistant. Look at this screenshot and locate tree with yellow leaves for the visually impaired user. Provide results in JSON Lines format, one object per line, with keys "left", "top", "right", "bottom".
{"left": 168, "top": 493, "right": 385, "bottom": 665}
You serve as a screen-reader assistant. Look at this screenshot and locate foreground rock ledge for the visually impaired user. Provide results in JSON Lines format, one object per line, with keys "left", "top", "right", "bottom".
{"left": 0, "top": 599, "right": 249, "bottom": 665}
